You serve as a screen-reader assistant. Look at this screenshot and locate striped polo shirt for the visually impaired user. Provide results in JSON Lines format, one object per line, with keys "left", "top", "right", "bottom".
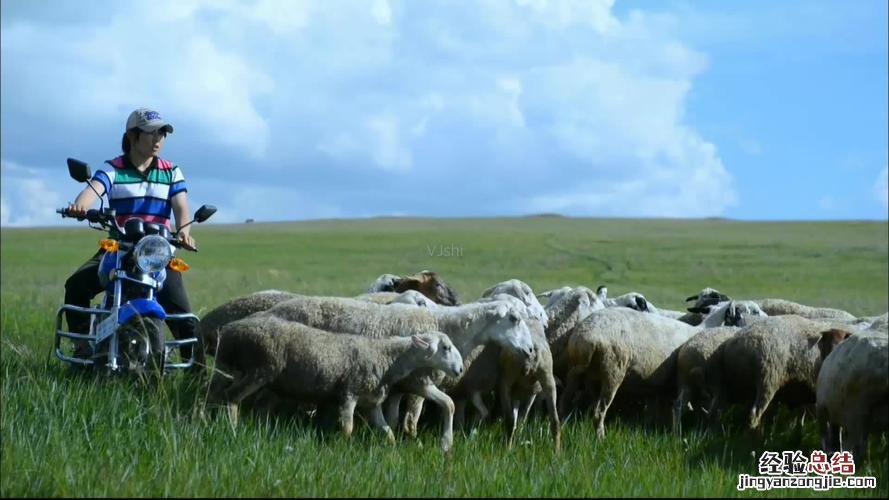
{"left": 92, "top": 155, "right": 187, "bottom": 231}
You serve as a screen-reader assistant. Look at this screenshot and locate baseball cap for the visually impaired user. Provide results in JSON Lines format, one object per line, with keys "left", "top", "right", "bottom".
{"left": 126, "top": 108, "right": 174, "bottom": 134}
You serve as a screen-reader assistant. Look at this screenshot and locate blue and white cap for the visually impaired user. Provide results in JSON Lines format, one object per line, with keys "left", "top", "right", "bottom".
{"left": 126, "top": 108, "right": 173, "bottom": 134}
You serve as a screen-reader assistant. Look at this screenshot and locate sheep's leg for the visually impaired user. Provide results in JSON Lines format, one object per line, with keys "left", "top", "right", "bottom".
{"left": 384, "top": 393, "right": 403, "bottom": 431}
{"left": 499, "top": 380, "right": 518, "bottom": 448}
{"left": 369, "top": 403, "right": 396, "bottom": 445}
{"left": 821, "top": 418, "right": 841, "bottom": 457}
{"left": 747, "top": 383, "right": 777, "bottom": 439}
{"left": 673, "top": 385, "right": 689, "bottom": 435}
{"left": 453, "top": 398, "right": 467, "bottom": 431}
{"left": 217, "top": 370, "right": 274, "bottom": 427}
{"left": 339, "top": 396, "right": 358, "bottom": 438}
{"left": 540, "top": 374, "right": 561, "bottom": 453}
{"left": 519, "top": 393, "right": 537, "bottom": 425}
{"left": 847, "top": 424, "right": 869, "bottom": 465}
{"left": 593, "top": 369, "right": 626, "bottom": 440}
{"left": 402, "top": 394, "right": 425, "bottom": 439}
{"left": 559, "top": 366, "right": 585, "bottom": 417}
{"left": 470, "top": 391, "right": 490, "bottom": 428}
{"left": 421, "top": 384, "right": 456, "bottom": 454}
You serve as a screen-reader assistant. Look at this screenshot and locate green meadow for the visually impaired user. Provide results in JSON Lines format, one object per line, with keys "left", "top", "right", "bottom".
{"left": 2, "top": 216, "right": 887, "bottom": 497}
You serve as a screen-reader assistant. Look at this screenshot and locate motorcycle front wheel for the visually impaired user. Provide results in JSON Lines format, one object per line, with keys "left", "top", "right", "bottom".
{"left": 118, "top": 314, "right": 165, "bottom": 376}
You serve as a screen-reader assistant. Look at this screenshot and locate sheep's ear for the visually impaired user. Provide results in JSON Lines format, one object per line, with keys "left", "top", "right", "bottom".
{"left": 487, "top": 302, "right": 510, "bottom": 319}
{"left": 411, "top": 335, "right": 432, "bottom": 352}
{"left": 685, "top": 294, "right": 700, "bottom": 302}
{"left": 817, "top": 329, "right": 851, "bottom": 361}
{"left": 480, "top": 285, "right": 496, "bottom": 298}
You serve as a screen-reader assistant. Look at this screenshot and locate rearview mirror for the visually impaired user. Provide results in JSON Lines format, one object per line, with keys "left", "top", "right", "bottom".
{"left": 193, "top": 205, "right": 217, "bottom": 223}
{"left": 66, "top": 158, "right": 92, "bottom": 183}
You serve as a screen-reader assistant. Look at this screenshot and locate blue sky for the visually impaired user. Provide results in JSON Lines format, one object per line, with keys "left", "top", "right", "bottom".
{"left": 1, "top": 0, "right": 886, "bottom": 226}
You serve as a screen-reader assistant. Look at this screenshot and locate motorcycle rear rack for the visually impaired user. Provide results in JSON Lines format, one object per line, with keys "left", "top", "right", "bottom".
{"left": 55, "top": 304, "right": 200, "bottom": 371}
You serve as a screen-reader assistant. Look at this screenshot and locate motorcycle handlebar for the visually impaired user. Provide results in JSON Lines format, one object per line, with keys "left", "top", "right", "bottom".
{"left": 56, "top": 207, "right": 108, "bottom": 224}
{"left": 58, "top": 208, "right": 197, "bottom": 251}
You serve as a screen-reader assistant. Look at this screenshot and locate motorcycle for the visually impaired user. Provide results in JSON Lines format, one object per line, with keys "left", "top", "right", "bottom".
{"left": 54, "top": 158, "right": 216, "bottom": 375}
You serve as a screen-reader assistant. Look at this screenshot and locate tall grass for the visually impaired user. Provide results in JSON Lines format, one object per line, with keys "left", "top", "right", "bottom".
{"left": 2, "top": 217, "right": 887, "bottom": 497}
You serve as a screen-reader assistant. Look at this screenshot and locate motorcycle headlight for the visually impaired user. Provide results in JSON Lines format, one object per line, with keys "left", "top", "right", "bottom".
{"left": 133, "top": 235, "right": 173, "bottom": 274}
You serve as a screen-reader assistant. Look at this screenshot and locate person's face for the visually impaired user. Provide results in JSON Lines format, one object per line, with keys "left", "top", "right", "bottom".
{"left": 130, "top": 128, "right": 167, "bottom": 157}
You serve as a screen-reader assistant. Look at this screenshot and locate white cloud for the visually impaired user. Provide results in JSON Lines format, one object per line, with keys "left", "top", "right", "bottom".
{"left": 3, "top": 0, "right": 740, "bottom": 221}
{"left": 876, "top": 166, "right": 888, "bottom": 213}
{"left": 366, "top": 114, "right": 413, "bottom": 172}
{"left": 371, "top": 0, "right": 392, "bottom": 26}
{"left": 0, "top": 160, "right": 67, "bottom": 227}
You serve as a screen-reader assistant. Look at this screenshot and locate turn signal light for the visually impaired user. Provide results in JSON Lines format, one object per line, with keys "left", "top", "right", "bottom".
{"left": 98, "top": 239, "right": 119, "bottom": 252}
{"left": 168, "top": 258, "right": 190, "bottom": 272}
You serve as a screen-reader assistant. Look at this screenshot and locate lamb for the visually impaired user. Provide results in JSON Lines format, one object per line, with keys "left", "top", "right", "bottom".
{"left": 252, "top": 294, "right": 535, "bottom": 447}
{"left": 449, "top": 293, "right": 560, "bottom": 451}
{"left": 481, "top": 279, "right": 549, "bottom": 327}
{"left": 706, "top": 315, "right": 855, "bottom": 437}
{"left": 198, "top": 290, "right": 297, "bottom": 357}
{"left": 815, "top": 329, "right": 888, "bottom": 462}
{"left": 209, "top": 317, "right": 463, "bottom": 447}
{"left": 256, "top": 295, "right": 533, "bottom": 358}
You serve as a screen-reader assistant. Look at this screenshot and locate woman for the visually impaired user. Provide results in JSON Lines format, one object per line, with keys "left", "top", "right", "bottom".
{"left": 63, "top": 107, "right": 203, "bottom": 370}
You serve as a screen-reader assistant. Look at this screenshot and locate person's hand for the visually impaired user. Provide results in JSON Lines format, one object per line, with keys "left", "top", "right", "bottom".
{"left": 177, "top": 232, "right": 197, "bottom": 251}
{"left": 67, "top": 202, "right": 89, "bottom": 218}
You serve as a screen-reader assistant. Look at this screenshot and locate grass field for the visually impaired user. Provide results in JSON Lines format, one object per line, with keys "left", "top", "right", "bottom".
{"left": 2, "top": 216, "right": 888, "bottom": 497}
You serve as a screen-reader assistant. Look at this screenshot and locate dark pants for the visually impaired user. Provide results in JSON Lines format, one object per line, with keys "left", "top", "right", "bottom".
{"left": 63, "top": 250, "right": 203, "bottom": 364}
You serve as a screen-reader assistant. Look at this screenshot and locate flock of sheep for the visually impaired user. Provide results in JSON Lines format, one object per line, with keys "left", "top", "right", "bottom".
{"left": 195, "top": 270, "right": 888, "bottom": 460}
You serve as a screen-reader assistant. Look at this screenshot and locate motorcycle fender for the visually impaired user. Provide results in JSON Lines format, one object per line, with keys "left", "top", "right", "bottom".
{"left": 118, "top": 299, "right": 167, "bottom": 324}
{"left": 97, "top": 251, "right": 117, "bottom": 289}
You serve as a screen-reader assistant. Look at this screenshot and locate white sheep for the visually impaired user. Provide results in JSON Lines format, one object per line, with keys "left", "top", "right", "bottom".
{"left": 815, "top": 329, "right": 888, "bottom": 462}
{"left": 685, "top": 287, "right": 858, "bottom": 323}
{"left": 450, "top": 293, "right": 561, "bottom": 451}
{"left": 753, "top": 298, "right": 857, "bottom": 322}
{"left": 481, "top": 279, "right": 549, "bottom": 327}
{"left": 561, "top": 307, "right": 700, "bottom": 439}
{"left": 561, "top": 300, "right": 759, "bottom": 439}
{"left": 596, "top": 285, "right": 654, "bottom": 312}
{"left": 210, "top": 317, "right": 463, "bottom": 448}
{"left": 198, "top": 289, "right": 297, "bottom": 357}
{"left": 355, "top": 290, "right": 440, "bottom": 308}
{"left": 254, "top": 294, "right": 535, "bottom": 448}
{"left": 706, "top": 315, "right": 855, "bottom": 437}
{"left": 672, "top": 299, "right": 771, "bottom": 433}
{"left": 537, "top": 286, "right": 604, "bottom": 383}
{"left": 866, "top": 313, "right": 889, "bottom": 333}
